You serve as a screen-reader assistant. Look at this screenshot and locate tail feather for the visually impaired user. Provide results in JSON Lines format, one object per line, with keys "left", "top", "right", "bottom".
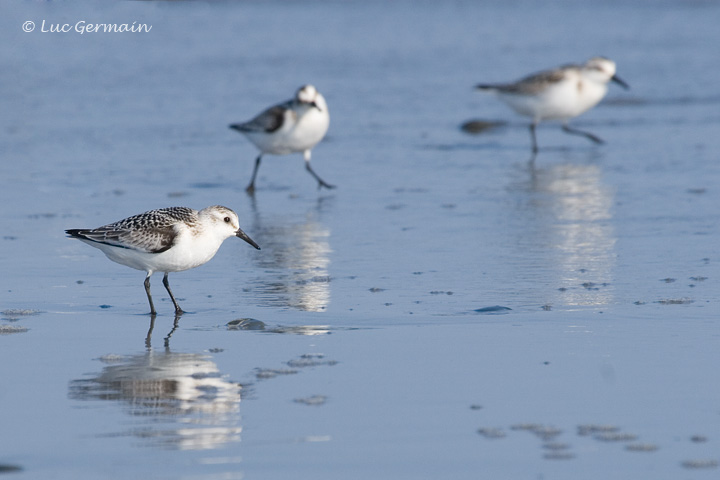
{"left": 65, "top": 229, "right": 86, "bottom": 239}
{"left": 229, "top": 123, "right": 249, "bottom": 133}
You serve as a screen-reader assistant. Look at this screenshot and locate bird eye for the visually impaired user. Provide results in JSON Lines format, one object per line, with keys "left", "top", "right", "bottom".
{"left": 223, "top": 217, "right": 231, "bottom": 223}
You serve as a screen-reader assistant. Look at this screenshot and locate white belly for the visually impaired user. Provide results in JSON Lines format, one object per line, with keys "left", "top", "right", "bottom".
{"left": 246, "top": 108, "right": 329, "bottom": 155}
{"left": 499, "top": 78, "right": 608, "bottom": 122}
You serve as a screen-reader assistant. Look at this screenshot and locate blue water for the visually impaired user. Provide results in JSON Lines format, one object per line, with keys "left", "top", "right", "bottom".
{"left": 1, "top": 1, "right": 719, "bottom": 479}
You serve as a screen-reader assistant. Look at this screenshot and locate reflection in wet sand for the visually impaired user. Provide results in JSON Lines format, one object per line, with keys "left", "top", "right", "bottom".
{"left": 247, "top": 201, "right": 332, "bottom": 312}
{"left": 514, "top": 161, "right": 616, "bottom": 307}
{"left": 69, "top": 345, "right": 242, "bottom": 450}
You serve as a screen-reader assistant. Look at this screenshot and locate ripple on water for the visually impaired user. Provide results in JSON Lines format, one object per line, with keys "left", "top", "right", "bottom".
{"left": 0, "top": 324, "right": 29, "bottom": 335}
{"left": 625, "top": 443, "right": 659, "bottom": 452}
{"left": 681, "top": 460, "right": 718, "bottom": 469}
{"left": 477, "top": 427, "right": 506, "bottom": 439}
{"left": 1, "top": 309, "right": 42, "bottom": 320}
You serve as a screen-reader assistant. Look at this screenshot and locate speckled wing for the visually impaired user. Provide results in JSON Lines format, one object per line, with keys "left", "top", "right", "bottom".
{"left": 231, "top": 100, "right": 292, "bottom": 134}
{"left": 478, "top": 67, "right": 570, "bottom": 96}
{"left": 500, "top": 68, "right": 570, "bottom": 95}
{"left": 66, "top": 207, "right": 195, "bottom": 254}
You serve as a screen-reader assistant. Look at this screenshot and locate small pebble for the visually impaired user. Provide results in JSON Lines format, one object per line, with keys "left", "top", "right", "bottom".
{"left": 577, "top": 424, "right": 620, "bottom": 436}
{"left": 227, "top": 318, "right": 266, "bottom": 330}
{"left": 474, "top": 305, "right": 512, "bottom": 314}
{"left": 0, "top": 324, "right": 29, "bottom": 335}
{"left": 656, "top": 298, "right": 693, "bottom": 305}
{"left": 594, "top": 432, "right": 638, "bottom": 442}
{"left": 681, "top": 459, "right": 718, "bottom": 469}
{"left": 255, "top": 368, "right": 298, "bottom": 379}
{"left": 477, "top": 427, "right": 506, "bottom": 439}
{"left": 532, "top": 426, "right": 563, "bottom": 440}
{"left": 2, "top": 309, "right": 42, "bottom": 319}
{"left": 511, "top": 423, "right": 544, "bottom": 432}
{"left": 0, "top": 465, "right": 22, "bottom": 473}
{"left": 287, "top": 355, "right": 338, "bottom": 368}
{"left": 626, "top": 443, "right": 659, "bottom": 452}
{"left": 294, "top": 395, "right": 327, "bottom": 406}
{"left": 460, "top": 119, "right": 506, "bottom": 134}
{"left": 542, "top": 442, "right": 571, "bottom": 451}
{"left": 544, "top": 452, "right": 575, "bottom": 460}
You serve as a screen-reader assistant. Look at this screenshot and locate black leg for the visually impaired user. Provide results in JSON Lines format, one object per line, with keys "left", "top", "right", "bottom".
{"left": 162, "top": 272, "right": 184, "bottom": 315}
{"left": 144, "top": 274, "right": 157, "bottom": 315}
{"left": 246, "top": 154, "right": 262, "bottom": 194}
{"left": 305, "top": 161, "right": 335, "bottom": 190}
{"left": 562, "top": 124, "right": 604, "bottom": 144}
{"left": 302, "top": 149, "right": 334, "bottom": 190}
{"left": 529, "top": 123, "right": 539, "bottom": 154}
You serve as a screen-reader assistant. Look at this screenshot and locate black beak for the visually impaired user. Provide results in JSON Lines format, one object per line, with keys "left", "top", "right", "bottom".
{"left": 310, "top": 101, "right": 322, "bottom": 112}
{"left": 611, "top": 74, "right": 629, "bottom": 90}
{"left": 236, "top": 228, "right": 260, "bottom": 250}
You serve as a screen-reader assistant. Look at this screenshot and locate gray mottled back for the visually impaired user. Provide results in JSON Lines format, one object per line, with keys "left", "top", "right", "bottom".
{"left": 66, "top": 207, "right": 197, "bottom": 254}
{"left": 234, "top": 100, "right": 293, "bottom": 133}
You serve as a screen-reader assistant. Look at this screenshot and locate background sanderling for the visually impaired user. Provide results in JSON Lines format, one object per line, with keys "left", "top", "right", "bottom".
{"left": 230, "top": 84, "right": 332, "bottom": 193}
{"left": 476, "top": 57, "right": 629, "bottom": 154}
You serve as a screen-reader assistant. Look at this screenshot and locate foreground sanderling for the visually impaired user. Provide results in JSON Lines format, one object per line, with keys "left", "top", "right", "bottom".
{"left": 66, "top": 206, "right": 260, "bottom": 315}
{"left": 229, "top": 84, "right": 332, "bottom": 193}
{"left": 476, "top": 57, "right": 629, "bottom": 153}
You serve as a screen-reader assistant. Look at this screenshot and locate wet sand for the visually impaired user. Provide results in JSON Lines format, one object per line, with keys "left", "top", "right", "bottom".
{"left": 1, "top": 1, "right": 719, "bottom": 479}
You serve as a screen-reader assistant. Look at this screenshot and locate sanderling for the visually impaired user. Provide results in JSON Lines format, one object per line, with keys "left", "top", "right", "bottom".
{"left": 229, "top": 84, "right": 332, "bottom": 193}
{"left": 476, "top": 57, "right": 629, "bottom": 153}
{"left": 66, "top": 206, "right": 260, "bottom": 315}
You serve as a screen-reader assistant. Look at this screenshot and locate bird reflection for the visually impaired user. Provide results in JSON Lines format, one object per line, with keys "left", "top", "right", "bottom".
{"left": 512, "top": 158, "right": 616, "bottom": 307}
{"left": 245, "top": 197, "right": 333, "bottom": 312}
{"left": 69, "top": 318, "right": 243, "bottom": 450}
{"left": 145, "top": 314, "right": 180, "bottom": 348}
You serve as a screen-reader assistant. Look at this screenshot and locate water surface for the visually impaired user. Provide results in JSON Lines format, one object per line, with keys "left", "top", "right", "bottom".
{"left": 1, "top": 1, "right": 719, "bottom": 479}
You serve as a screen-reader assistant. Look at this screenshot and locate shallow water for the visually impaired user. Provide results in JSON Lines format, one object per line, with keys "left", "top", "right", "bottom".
{"left": 1, "top": 1, "right": 720, "bottom": 479}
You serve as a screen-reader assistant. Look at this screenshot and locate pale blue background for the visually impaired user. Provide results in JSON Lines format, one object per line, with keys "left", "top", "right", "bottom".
{"left": 1, "top": 1, "right": 719, "bottom": 479}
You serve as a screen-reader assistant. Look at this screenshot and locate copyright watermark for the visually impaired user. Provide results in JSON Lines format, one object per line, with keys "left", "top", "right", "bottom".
{"left": 22, "top": 20, "right": 152, "bottom": 34}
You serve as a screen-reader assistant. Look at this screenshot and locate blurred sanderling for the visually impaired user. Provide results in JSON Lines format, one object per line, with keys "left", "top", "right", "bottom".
{"left": 66, "top": 206, "right": 260, "bottom": 315}
{"left": 476, "top": 57, "right": 629, "bottom": 153}
{"left": 230, "top": 84, "right": 332, "bottom": 193}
